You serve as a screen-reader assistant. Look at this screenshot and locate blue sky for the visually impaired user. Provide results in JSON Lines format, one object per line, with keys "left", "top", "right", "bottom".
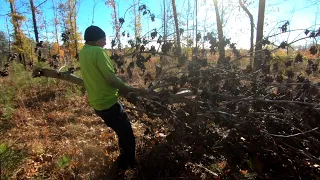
{"left": 0, "top": 0, "right": 319, "bottom": 49}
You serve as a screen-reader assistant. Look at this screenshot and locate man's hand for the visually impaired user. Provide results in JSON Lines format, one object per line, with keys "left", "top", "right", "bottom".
{"left": 134, "top": 88, "right": 160, "bottom": 101}
{"left": 126, "top": 91, "right": 139, "bottom": 104}
{"left": 125, "top": 88, "right": 160, "bottom": 104}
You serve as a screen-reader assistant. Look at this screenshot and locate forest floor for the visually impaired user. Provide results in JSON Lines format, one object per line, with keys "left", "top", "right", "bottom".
{"left": 0, "top": 80, "right": 230, "bottom": 180}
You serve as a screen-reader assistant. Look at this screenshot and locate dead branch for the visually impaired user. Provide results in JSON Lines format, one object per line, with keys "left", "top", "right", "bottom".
{"left": 268, "top": 127, "right": 319, "bottom": 138}
{"left": 32, "top": 68, "right": 84, "bottom": 87}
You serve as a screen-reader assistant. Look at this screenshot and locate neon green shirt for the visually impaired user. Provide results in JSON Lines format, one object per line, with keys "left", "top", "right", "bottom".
{"left": 79, "top": 44, "right": 125, "bottom": 110}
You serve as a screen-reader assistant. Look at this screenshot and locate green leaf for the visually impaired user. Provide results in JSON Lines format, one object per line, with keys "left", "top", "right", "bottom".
{"left": 0, "top": 143, "right": 8, "bottom": 154}
{"left": 57, "top": 155, "right": 71, "bottom": 168}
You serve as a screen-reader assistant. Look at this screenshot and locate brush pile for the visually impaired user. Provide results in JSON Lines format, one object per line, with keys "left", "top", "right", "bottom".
{"left": 132, "top": 59, "right": 320, "bottom": 179}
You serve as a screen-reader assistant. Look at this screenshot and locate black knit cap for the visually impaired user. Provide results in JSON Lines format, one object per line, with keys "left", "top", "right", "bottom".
{"left": 84, "top": 25, "right": 106, "bottom": 42}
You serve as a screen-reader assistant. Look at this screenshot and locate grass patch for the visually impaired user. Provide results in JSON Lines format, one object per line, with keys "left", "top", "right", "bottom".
{"left": 0, "top": 143, "right": 27, "bottom": 180}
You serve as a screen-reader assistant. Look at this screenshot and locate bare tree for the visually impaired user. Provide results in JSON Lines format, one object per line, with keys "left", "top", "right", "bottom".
{"left": 107, "top": 0, "right": 119, "bottom": 39}
{"left": 239, "top": 0, "right": 254, "bottom": 66}
{"left": 213, "top": 0, "right": 226, "bottom": 64}
{"left": 171, "top": 0, "right": 181, "bottom": 55}
{"left": 254, "top": 0, "right": 266, "bottom": 70}
{"left": 29, "top": 0, "right": 41, "bottom": 62}
{"left": 163, "top": 0, "right": 167, "bottom": 42}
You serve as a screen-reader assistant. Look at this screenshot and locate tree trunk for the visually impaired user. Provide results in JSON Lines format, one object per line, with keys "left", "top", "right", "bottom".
{"left": 163, "top": 0, "right": 167, "bottom": 43}
{"left": 107, "top": 0, "right": 119, "bottom": 49}
{"left": 113, "top": 4, "right": 119, "bottom": 40}
{"left": 5, "top": 17, "right": 11, "bottom": 51}
{"left": 195, "top": 0, "right": 198, "bottom": 58}
{"left": 73, "top": 5, "right": 78, "bottom": 60}
{"left": 29, "top": 0, "right": 41, "bottom": 63}
{"left": 254, "top": 0, "right": 266, "bottom": 70}
{"left": 171, "top": 0, "right": 181, "bottom": 56}
{"left": 9, "top": 1, "right": 18, "bottom": 43}
{"left": 187, "top": 0, "right": 190, "bottom": 48}
{"left": 239, "top": 0, "right": 254, "bottom": 66}
{"left": 213, "top": 0, "right": 226, "bottom": 64}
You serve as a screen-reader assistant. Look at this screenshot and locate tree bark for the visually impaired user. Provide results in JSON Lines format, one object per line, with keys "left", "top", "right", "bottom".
{"left": 213, "top": 0, "right": 226, "bottom": 64}
{"left": 254, "top": 0, "right": 266, "bottom": 70}
{"left": 29, "top": 0, "right": 42, "bottom": 63}
{"left": 171, "top": 0, "right": 181, "bottom": 56}
{"left": 239, "top": 0, "right": 254, "bottom": 66}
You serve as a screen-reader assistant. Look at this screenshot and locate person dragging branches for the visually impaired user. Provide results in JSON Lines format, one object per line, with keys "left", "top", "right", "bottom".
{"left": 79, "top": 25, "right": 137, "bottom": 177}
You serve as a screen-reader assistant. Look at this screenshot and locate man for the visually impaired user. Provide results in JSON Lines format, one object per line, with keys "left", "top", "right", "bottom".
{"left": 79, "top": 25, "right": 136, "bottom": 175}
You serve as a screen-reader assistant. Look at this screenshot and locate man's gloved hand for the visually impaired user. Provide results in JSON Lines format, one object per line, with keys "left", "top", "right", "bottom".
{"left": 134, "top": 88, "right": 160, "bottom": 101}
{"left": 126, "top": 91, "right": 139, "bottom": 104}
{"left": 126, "top": 89, "right": 144, "bottom": 117}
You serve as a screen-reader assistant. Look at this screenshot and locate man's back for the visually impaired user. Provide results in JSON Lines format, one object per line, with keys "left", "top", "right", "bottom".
{"left": 79, "top": 44, "right": 119, "bottom": 110}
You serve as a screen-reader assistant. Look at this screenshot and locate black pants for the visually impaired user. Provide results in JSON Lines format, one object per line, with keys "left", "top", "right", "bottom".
{"left": 95, "top": 102, "right": 136, "bottom": 170}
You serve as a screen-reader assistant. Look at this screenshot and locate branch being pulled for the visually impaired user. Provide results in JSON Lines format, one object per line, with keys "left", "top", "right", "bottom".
{"left": 32, "top": 68, "right": 84, "bottom": 87}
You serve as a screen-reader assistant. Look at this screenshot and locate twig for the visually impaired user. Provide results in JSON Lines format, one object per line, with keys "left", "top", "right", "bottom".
{"left": 250, "top": 112, "right": 288, "bottom": 117}
{"left": 268, "top": 127, "right": 319, "bottom": 138}
{"left": 188, "top": 163, "right": 219, "bottom": 177}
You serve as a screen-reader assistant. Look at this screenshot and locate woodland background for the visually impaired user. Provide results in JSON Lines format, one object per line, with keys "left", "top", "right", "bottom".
{"left": 1, "top": 0, "right": 320, "bottom": 179}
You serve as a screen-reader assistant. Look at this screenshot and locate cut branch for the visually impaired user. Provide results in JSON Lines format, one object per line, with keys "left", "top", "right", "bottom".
{"left": 32, "top": 68, "right": 84, "bottom": 87}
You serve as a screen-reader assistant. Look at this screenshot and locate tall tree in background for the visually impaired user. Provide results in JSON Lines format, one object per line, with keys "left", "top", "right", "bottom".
{"left": 58, "top": 0, "right": 81, "bottom": 61}
{"left": 195, "top": 0, "right": 197, "bottom": 54}
{"left": 171, "top": 0, "right": 181, "bottom": 55}
{"left": 186, "top": 0, "right": 192, "bottom": 49}
{"left": 8, "top": 0, "right": 27, "bottom": 68}
{"left": 5, "top": 17, "right": 11, "bottom": 52}
{"left": 213, "top": 0, "right": 226, "bottom": 64}
{"left": 0, "top": 32, "right": 8, "bottom": 52}
{"left": 106, "top": 0, "right": 120, "bottom": 49}
{"left": 0, "top": 31, "right": 9, "bottom": 66}
{"left": 72, "top": 0, "right": 79, "bottom": 58}
{"left": 163, "top": 0, "right": 167, "bottom": 42}
{"left": 239, "top": 0, "right": 254, "bottom": 66}
{"left": 254, "top": 0, "right": 266, "bottom": 70}
{"left": 132, "top": 0, "right": 142, "bottom": 38}
{"left": 29, "top": 0, "right": 41, "bottom": 62}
